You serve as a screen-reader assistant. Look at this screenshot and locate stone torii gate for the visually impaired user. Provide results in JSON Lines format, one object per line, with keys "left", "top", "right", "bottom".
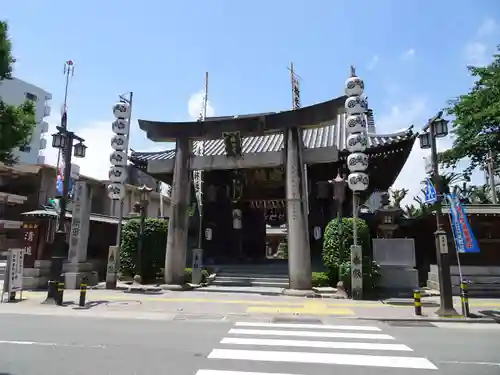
{"left": 137, "top": 96, "right": 347, "bottom": 293}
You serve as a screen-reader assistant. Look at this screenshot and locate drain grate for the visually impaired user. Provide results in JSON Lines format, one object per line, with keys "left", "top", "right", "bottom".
{"left": 385, "top": 320, "right": 436, "bottom": 327}
{"left": 273, "top": 317, "right": 323, "bottom": 324}
{"left": 174, "top": 314, "right": 226, "bottom": 321}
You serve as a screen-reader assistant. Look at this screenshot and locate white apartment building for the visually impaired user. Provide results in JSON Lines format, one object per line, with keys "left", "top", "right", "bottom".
{"left": 0, "top": 77, "right": 52, "bottom": 165}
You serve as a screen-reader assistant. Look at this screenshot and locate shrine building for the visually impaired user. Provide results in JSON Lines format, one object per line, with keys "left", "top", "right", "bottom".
{"left": 130, "top": 83, "right": 416, "bottom": 290}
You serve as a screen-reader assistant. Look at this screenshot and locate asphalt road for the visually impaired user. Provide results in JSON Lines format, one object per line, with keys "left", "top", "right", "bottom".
{"left": 0, "top": 314, "right": 499, "bottom": 375}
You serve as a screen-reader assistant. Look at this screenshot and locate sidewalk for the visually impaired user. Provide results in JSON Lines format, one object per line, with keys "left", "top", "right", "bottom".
{"left": 0, "top": 289, "right": 498, "bottom": 323}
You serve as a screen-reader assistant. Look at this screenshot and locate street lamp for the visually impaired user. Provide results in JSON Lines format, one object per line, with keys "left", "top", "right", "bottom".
{"left": 419, "top": 111, "right": 457, "bottom": 317}
{"left": 44, "top": 126, "right": 86, "bottom": 305}
{"left": 134, "top": 184, "right": 152, "bottom": 284}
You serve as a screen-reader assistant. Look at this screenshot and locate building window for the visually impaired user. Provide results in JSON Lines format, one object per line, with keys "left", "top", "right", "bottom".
{"left": 19, "top": 145, "right": 31, "bottom": 152}
{"left": 25, "top": 92, "right": 38, "bottom": 101}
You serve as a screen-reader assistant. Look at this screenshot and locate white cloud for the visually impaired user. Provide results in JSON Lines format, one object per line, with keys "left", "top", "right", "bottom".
{"left": 187, "top": 90, "right": 215, "bottom": 120}
{"left": 376, "top": 97, "right": 432, "bottom": 207}
{"left": 464, "top": 41, "right": 489, "bottom": 66}
{"left": 476, "top": 18, "right": 498, "bottom": 39}
{"left": 376, "top": 97, "right": 428, "bottom": 133}
{"left": 463, "top": 19, "right": 498, "bottom": 66}
{"left": 366, "top": 55, "right": 380, "bottom": 71}
{"left": 401, "top": 48, "right": 415, "bottom": 61}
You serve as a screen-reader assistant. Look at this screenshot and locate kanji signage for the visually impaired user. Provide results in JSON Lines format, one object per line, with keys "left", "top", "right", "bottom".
{"left": 20, "top": 223, "right": 39, "bottom": 268}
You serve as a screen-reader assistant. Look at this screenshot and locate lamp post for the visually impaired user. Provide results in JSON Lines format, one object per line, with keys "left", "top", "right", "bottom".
{"left": 44, "top": 126, "right": 87, "bottom": 304}
{"left": 134, "top": 184, "right": 152, "bottom": 284}
{"left": 418, "top": 111, "right": 458, "bottom": 316}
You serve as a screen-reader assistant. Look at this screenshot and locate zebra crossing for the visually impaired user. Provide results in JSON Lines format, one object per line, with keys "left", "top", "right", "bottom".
{"left": 196, "top": 321, "right": 438, "bottom": 374}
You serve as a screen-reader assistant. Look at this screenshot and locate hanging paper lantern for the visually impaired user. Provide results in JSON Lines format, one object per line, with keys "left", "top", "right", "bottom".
{"left": 345, "top": 114, "right": 367, "bottom": 134}
{"left": 348, "top": 172, "right": 369, "bottom": 191}
{"left": 112, "top": 119, "right": 129, "bottom": 135}
{"left": 347, "top": 152, "right": 369, "bottom": 172}
{"left": 346, "top": 133, "right": 368, "bottom": 153}
{"left": 111, "top": 135, "right": 128, "bottom": 151}
{"left": 345, "top": 76, "right": 365, "bottom": 97}
{"left": 345, "top": 96, "right": 368, "bottom": 115}
{"left": 113, "top": 102, "right": 131, "bottom": 119}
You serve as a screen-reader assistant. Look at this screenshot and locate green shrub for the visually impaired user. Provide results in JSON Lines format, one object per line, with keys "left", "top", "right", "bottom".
{"left": 322, "top": 217, "right": 380, "bottom": 294}
{"left": 119, "top": 218, "right": 168, "bottom": 283}
{"left": 337, "top": 258, "right": 381, "bottom": 296}
{"left": 322, "top": 217, "right": 371, "bottom": 269}
{"left": 312, "top": 272, "right": 330, "bottom": 287}
{"left": 183, "top": 267, "right": 210, "bottom": 284}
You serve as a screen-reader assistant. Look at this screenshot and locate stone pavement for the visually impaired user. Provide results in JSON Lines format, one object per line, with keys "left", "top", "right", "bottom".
{"left": 1, "top": 289, "right": 499, "bottom": 322}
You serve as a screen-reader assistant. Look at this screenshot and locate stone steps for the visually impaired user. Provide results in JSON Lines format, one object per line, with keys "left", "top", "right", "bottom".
{"left": 213, "top": 265, "right": 290, "bottom": 288}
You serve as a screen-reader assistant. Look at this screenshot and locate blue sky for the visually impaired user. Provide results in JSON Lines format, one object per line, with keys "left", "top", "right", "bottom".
{"left": 4, "top": 0, "right": 500, "bottom": 205}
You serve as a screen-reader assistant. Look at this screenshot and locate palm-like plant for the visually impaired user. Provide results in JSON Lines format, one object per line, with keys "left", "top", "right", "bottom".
{"left": 389, "top": 188, "right": 409, "bottom": 208}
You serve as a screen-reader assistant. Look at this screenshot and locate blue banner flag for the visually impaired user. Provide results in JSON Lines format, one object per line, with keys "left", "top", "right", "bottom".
{"left": 446, "top": 194, "right": 480, "bottom": 253}
{"left": 424, "top": 178, "right": 437, "bottom": 203}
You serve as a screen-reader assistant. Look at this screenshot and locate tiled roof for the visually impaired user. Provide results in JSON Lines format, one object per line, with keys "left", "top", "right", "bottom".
{"left": 131, "top": 115, "right": 415, "bottom": 163}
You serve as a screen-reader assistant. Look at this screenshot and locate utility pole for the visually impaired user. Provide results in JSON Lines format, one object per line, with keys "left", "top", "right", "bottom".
{"left": 55, "top": 60, "right": 75, "bottom": 171}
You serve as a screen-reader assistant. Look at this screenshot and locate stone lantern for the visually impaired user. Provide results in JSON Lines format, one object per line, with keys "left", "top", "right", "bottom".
{"left": 375, "top": 192, "right": 403, "bottom": 238}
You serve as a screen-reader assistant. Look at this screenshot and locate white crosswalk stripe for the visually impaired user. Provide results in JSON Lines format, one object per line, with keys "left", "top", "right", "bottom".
{"left": 196, "top": 321, "right": 438, "bottom": 374}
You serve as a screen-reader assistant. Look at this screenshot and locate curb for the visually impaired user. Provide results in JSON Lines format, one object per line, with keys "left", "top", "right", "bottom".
{"left": 357, "top": 316, "right": 498, "bottom": 324}
{"left": 306, "top": 293, "right": 347, "bottom": 299}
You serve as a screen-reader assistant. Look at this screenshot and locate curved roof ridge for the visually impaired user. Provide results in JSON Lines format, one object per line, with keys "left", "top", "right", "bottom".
{"left": 131, "top": 125, "right": 415, "bottom": 163}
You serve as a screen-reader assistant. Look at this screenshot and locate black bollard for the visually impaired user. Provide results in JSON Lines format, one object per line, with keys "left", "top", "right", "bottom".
{"left": 79, "top": 277, "right": 88, "bottom": 307}
{"left": 413, "top": 289, "right": 422, "bottom": 316}
{"left": 56, "top": 281, "right": 65, "bottom": 306}
{"left": 460, "top": 281, "right": 470, "bottom": 318}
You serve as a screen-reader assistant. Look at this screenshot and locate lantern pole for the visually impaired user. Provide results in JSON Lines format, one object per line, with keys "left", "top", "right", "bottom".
{"left": 105, "top": 94, "right": 133, "bottom": 289}
{"left": 344, "top": 65, "right": 369, "bottom": 300}
{"left": 194, "top": 72, "right": 209, "bottom": 250}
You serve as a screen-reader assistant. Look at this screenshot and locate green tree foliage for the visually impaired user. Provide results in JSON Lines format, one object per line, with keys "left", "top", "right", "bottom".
{"left": 0, "top": 20, "right": 36, "bottom": 165}
{"left": 440, "top": 47, "right": 500, "bottom": 178}
{"left": 322, "top": 217, "right": 380, "bottom": 294}
{"left": 119, "top": 218, "right": 168, "bottom": 283}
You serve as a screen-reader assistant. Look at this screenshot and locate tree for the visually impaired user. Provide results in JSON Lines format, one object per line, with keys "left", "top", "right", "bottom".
{"left": 439, "top": 46, "right": 500, "bottom": 178}
{"left": 0, "top": 20, "right": 36, "bottom": 165}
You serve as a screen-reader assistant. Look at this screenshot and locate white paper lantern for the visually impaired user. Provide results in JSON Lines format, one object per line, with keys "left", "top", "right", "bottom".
{"left": 107, "top": 183, "right": 126, "bottom": 200}
{"left": 348, "top": 172, "right": 369, "bottom": 192}
{"left": 345, "top": 114, "right": 367, "bottom": 134}
{"left": 113, "top": 102, "right": 131, "bottom": 119}
{"left": 112, "top": 119, "right": 129, "bottom": 135}
{"left": 110, "top": 151, "right": 127, "bottom": 166}
{"left": 109, "top": 166, "right": 128, "bottom": 183}
{"left": 345, "top": 96, "right": 368, "bottom": 115}
{"left": 111, "top": 135, "right": 128, "bottom": 151}
{"left": 347, "top": 152, "right": 369, "bottom": 172}
{"left": 346, "top": 133, "right": 368, "bottom": 153}
{"left": 232, "top": 208, "right": 242, "bottom": 229}
{"left": 345, "top": 76, "right": 365, "bottom": 97}
{"left": 205, "top": 228, "right": 212, "bottom": 241}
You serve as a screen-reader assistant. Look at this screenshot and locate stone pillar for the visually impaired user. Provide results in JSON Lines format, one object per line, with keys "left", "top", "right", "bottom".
{"left": 284, "top": 127, "right": 312, "bottom": 292}
{"left": 64, "top": 181, "right": 97, "bottom": 288}
{"left": 163, "top": 137, "right": 192, "bottom": 287}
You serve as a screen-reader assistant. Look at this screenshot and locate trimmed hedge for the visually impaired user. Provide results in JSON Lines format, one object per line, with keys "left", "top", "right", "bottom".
{"left": 322, "top": 217, "right": 380, "bottom": 295}
{"left": 119, "top": 218, "right": 168, "bottom": 283}
{"left": 312, "top": 272, "right": 330, "bottom": 287}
